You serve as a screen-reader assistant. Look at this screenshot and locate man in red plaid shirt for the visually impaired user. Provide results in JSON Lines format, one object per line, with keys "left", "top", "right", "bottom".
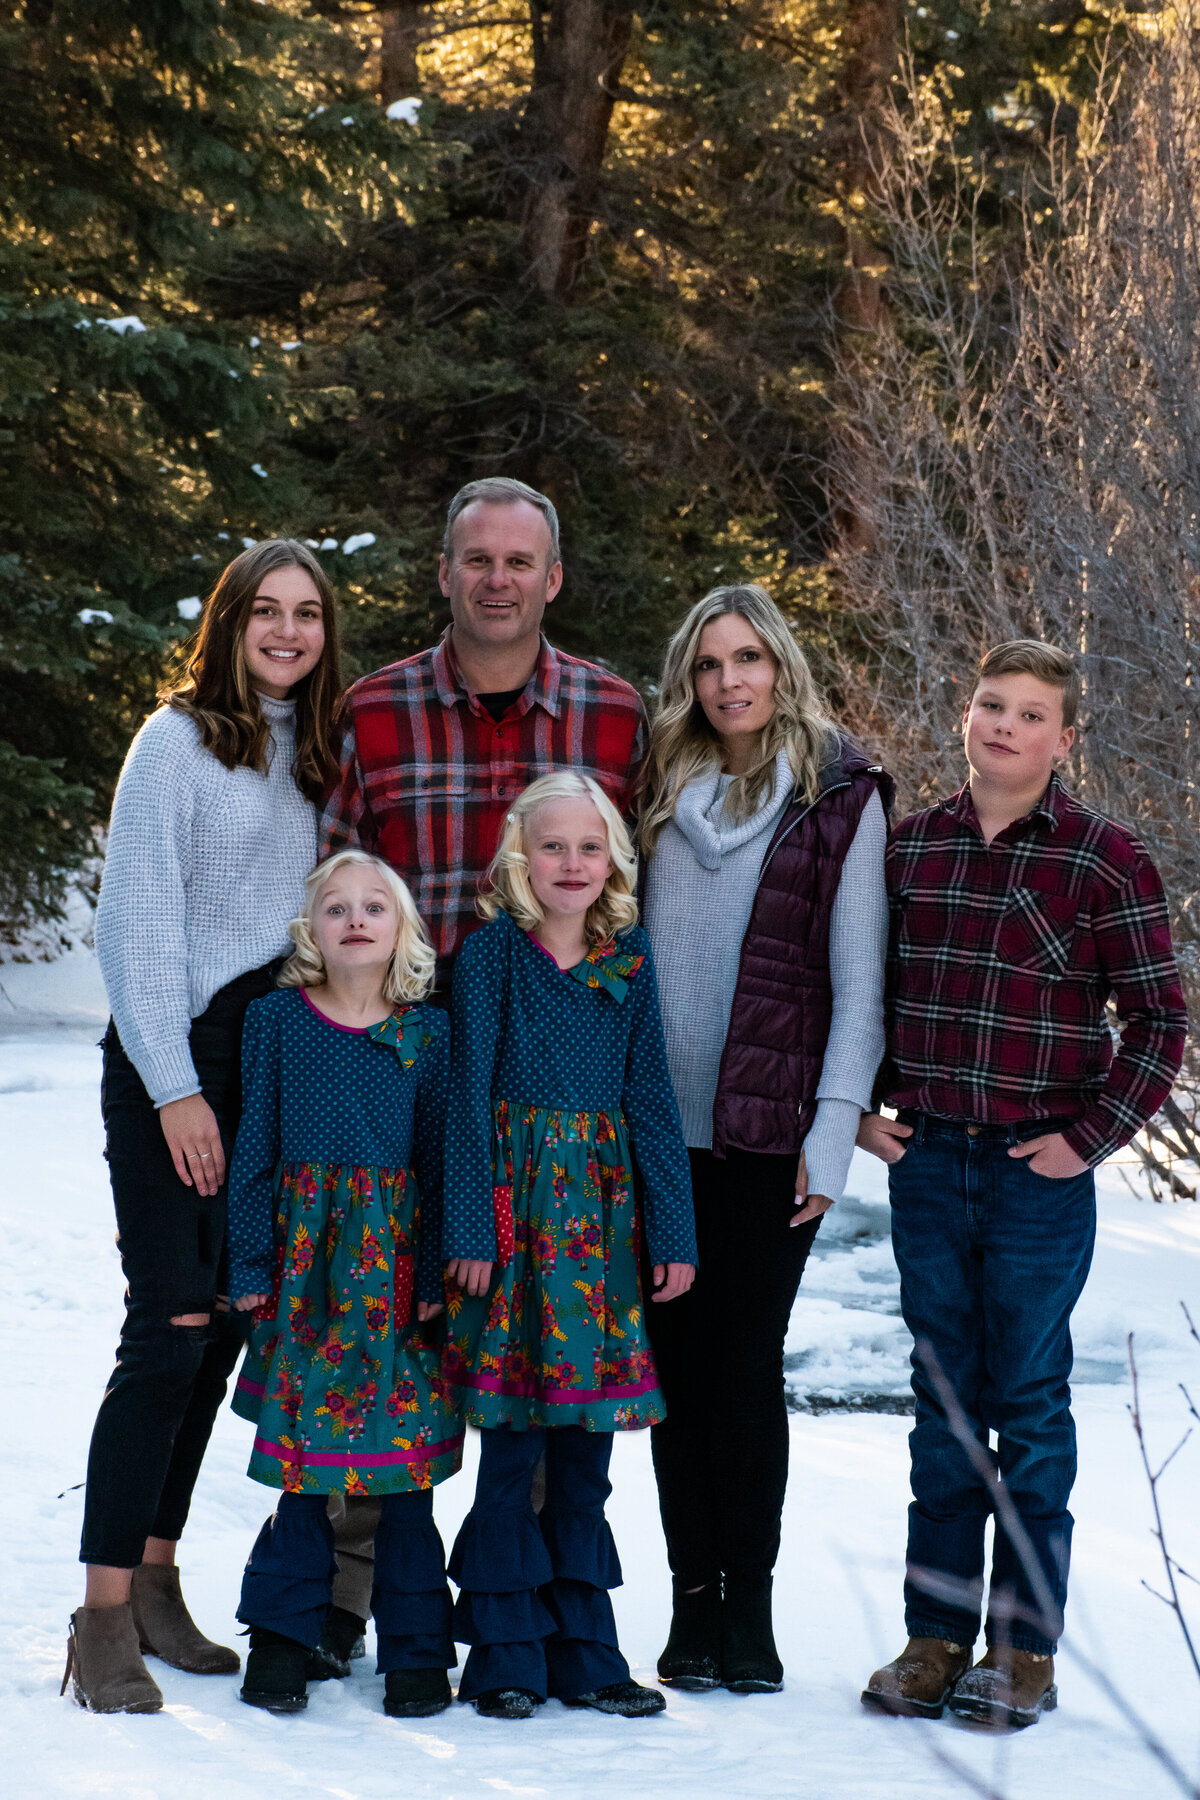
{"left": 321, "top": 476, "right": 646, "bottom": 985}
{"left": 858, "top": 640, "right": 1186, "bottom": 1730}
{"left": 312, "top": 477, "right": 646, "bottom": 1677}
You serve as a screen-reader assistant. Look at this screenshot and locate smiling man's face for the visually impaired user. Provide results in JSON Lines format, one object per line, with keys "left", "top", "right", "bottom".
{"left": 438, "top": 499, "right": 563, "bottom": 663}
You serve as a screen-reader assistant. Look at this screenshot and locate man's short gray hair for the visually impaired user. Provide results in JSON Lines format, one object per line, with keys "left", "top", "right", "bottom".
{"left": 443, "top": 477, "right": 561, "bottom": 563}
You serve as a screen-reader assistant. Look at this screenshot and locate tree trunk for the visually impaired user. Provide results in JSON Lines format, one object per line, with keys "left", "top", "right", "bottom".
{"left": 517, "top": 0, "right": 633, "bottom": 299}
{"left": 831, "top": 0, "right": 900, "bottom": 551}
{"left": 378, "top": 3, "right": 425, "bottom": 104}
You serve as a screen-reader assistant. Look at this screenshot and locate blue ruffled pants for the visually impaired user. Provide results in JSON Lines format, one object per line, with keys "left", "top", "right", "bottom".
{"left": 237, "top": 1489, "right": 454, "bottom": 1672}
{"left": 451, "top": 1426, "right": 630, "bottom": 1701}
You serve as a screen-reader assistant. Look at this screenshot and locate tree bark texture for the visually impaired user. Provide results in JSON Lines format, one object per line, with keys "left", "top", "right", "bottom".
{"left": 518, "top": 0, "right": 633, "bottom": 299}
{"left": 378, "top": 2, "right": 425, "bottom": 104}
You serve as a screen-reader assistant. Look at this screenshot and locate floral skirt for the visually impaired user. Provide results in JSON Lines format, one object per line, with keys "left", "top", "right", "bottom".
{"left": 232, "top": 1161, "right": 464, "bottom": 1494}
{"left": 443, "top": 1102, "right": 665, "bottom": 1432}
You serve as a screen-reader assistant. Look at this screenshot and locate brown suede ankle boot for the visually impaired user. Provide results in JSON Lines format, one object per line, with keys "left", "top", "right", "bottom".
{"left": 948, "top": 1646, "right": 1057, "bottom": 1728}
{"left": 861, "top": 1636, "right": 972, "bottom": 1718}
{"left": 62, "top": 1605, "right": 163, "bottom": 1713}
{"left": 130, "top": 1564, "right": 240, "bottom": 1674}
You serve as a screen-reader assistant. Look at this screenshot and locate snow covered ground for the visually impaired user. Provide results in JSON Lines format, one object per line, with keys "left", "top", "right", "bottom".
{"left": 2, "top": 942, "right": 1199, "bottom": 1800}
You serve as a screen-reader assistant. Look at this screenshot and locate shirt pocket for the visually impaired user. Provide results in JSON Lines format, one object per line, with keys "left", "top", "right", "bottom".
{"left": 994, "top": 888, "right": 1079, "bottom": 977}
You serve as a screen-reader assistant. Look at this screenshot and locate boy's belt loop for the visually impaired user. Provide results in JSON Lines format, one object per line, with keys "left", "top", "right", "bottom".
{"left": 910, "top": 1113, "right": 927, "bottom": 1145}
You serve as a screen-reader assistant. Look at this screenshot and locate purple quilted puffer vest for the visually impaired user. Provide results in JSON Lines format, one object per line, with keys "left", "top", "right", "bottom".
{"left": 710, "top": 740, "right": 893, "bottom": 1158}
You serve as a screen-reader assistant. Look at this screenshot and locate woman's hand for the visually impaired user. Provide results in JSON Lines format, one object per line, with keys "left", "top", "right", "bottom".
{"left": 651, "top": 1263, "right": 695, "bottom": 1303}
{"left": 856, "top": 1111, "right": 913, "bottom": 1165}
{"left": 446, "top": 1259, "right": 493, "bottom": 1298}
{"left": 160, "top": 1094, "right": 226, "bottom": 1196}
{"left": 233, "top": 1293, "right": 268, "bottom": 1313}
{"left": 789, "top": 1149, "right": 835, "bottom": 1228}
{"left": 416, "top": 1300, "right": 445, "bottom": 1322}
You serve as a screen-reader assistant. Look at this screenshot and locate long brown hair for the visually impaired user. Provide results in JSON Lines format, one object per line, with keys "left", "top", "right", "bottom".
{"left": 163, "top": 539, "right": 343, "bottom": 801}
{"left": 638, "top": 584, "right": 837, "bottom": 855}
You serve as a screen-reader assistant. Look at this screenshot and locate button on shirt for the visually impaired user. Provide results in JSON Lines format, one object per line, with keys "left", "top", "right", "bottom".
{"left": 882, "top": 774, "right": 1187, "bottom": 1165}
{"left": 320, "top": 631, "right": 647, "bottom": 971}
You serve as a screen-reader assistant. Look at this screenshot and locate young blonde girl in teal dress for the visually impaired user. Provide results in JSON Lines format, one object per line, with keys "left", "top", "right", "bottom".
{"left": 225, "top": 849, "right": 462, "bottom": 1719}
{"left": 443, "top": 771, "right": 698, "bottom": 1720}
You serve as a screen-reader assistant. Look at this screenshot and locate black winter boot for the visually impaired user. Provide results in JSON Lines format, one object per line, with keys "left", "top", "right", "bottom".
{"left": 383, "top": 1667, "right": 453, "bottom": 1718}
{"left": 657, "top": 1579, "right": 722, "bottom": 1689}
{"left": 306, "top": 1605, "right": 367, "bottom": 1681}
{"left": 240, "top": 1629, "right": 309, "bottom": 1713}
{"left": 721, "top": 1576, "right": 783, "bottom": 1694}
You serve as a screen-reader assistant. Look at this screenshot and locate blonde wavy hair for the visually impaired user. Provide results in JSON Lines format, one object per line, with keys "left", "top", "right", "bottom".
{"left": 638, "top": 584, "right": 837, "bottom": 854}
{"left": 279, "top": 850, "right": 436, "bottom": 1004}
{"left": 478, "top": 771, "right": 639, "bottom": 947}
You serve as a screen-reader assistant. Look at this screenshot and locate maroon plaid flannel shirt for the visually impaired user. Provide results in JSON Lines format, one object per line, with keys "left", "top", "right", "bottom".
{"left": 320, "top": 631, "right": 647, "bottom": 971}
{"left": 882, "top": 774, "right": 1187, "bottom": 1164}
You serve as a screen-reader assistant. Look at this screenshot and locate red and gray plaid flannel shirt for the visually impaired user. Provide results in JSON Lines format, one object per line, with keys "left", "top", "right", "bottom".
{"left": 881, "top": 774, "right": 1188, "bottom": 1165}
{"left": 319, "top": 631, "right": 647, "bottom": 973}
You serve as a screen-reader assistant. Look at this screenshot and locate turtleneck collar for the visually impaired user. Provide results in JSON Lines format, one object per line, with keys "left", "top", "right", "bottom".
{"left": 670, "top": 747, "right": 794, "bottom": 871}
{"left": 259, "top": 693, "right": 298, "bottom": 728}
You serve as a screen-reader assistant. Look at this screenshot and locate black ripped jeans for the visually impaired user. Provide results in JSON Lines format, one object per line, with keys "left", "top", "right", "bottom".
{"left": 79, "top": 964, "right": 278, "bottom": 1569}
{"left": 645, "top": 1147, "right": 822, "bottom": 1589}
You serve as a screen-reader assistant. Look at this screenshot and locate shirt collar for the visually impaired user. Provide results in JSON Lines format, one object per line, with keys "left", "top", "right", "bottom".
{"left": 432, "top": 628, "right": 563, "bottom": 719}
{"left": 947, "top": 771, "right": 1065, "bottom": 839}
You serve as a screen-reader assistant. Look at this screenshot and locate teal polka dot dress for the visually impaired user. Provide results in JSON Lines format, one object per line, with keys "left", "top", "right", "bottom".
{"left": 443, "top": 911, "right": 697, "bottom": 1432}
{"left": 225, "top": 987, "right": 463, "bottom": 1495}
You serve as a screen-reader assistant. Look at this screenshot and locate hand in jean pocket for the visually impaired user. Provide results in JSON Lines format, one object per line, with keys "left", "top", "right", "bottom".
{"left": 1008, "top": 1132, "right": 1091, "bottom": 1179}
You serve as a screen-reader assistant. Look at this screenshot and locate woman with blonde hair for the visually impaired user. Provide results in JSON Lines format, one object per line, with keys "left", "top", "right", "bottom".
{"left": 223, "top": 850, "right": 461, "bottom": 1719}
{"left": 440, "top": 771, "right": 696, "bottom": 1720}
{"left": 66, "top": 540, "right": 341, "bottom": 1715}
{"left": 640, "top": 584, "right": 891, "bottom": 1695}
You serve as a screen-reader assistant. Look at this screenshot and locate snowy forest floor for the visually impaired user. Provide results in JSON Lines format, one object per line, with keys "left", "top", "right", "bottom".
{"left": 2, "top": 937, "right": 1199, "bottom": 1800}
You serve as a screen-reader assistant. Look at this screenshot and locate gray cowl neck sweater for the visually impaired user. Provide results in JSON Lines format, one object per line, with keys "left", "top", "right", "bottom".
{"left": 644, "top": 750, "right": 887, "bottom": 1200}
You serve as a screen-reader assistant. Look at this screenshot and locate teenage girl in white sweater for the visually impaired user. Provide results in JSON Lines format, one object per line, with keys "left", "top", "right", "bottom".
{"left": 64, "top": 541, "right": 341, "bottom": 1715}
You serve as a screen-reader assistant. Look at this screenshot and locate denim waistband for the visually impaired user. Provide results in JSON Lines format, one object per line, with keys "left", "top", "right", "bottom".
{"left": 896, "top": 1109, "right": 1078, "bottom": 1147}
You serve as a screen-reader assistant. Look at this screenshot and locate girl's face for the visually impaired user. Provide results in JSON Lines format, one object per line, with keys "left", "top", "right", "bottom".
{"left": 242, "top": 565, "right": 326, "bottom": 699}
{"left": 312, "top": 864, "right": 399, "bottom": 980}
{"left": 692, "top": 613, "right": 778, "bottom": 747}
{"left": 525, "top": 798, "right": 612, "bottom": 922}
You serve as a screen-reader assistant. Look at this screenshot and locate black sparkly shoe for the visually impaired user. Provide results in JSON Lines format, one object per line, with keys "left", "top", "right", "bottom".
{"left": 472, "top": 1686, "right": 543, "bottom": 1720}
{"left": 383, "top": 1667, "right": 453, "bottom": 1717}
{"left": 657, "top": 1580, "right": 722, "bottom": 1690}
{"left": 565, "top": 1679, "right": 667, "bottom": 1717}
{"left": 306, "top": 1606, "right": 367, "bottom": 1682}
{"left": 721, "top": 1577, "right": 783, "bottom": 1693}
{"left": 240, "top": 1629, "right": 309, "bottom": 1713}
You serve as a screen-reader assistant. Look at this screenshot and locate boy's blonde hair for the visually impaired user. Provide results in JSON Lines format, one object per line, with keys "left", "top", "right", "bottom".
{"left": 279, "top": 849, "right": 436, "bottom": 1003}
{"left": 975, "top": 639, "right": 1081, "bottom": 729}
{"left": 478, "top": 771, "right": 638, "bottom": 947}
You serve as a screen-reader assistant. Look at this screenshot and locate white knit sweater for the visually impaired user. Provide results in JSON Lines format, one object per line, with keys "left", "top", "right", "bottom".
{"left": 644, "top": 756, "right": 887, "bottom": 1200}
{"left": 95, "top": 697, "right": 317, "bottom": 1106}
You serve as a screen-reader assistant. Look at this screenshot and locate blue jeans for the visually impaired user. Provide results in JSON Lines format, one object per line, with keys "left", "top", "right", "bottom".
{"left": 450, "top": 1427, "right": 629, "bottom": 1701}
{"left": 889, "top": 1113, "right": 1096, "bottom": 1654}
{"left": 237, "top": 1490, "right": 454, "bottom": 1673}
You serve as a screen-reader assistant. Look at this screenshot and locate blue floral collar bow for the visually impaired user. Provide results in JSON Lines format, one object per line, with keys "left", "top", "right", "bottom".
{"left": 368, "top": 1005, "right": 431, "bottom": 1069}
{"left": 567, "top": 939, "right": 645, "bottom": 1004}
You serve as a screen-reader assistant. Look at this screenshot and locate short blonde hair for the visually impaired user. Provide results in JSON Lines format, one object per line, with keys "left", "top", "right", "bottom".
{"left": 279, "top": 849, "right": 436, "bottom": 1003}
{"left": 478, "top": 771, "right": 638, "bottom": 947}
{"left": 975, "top": 639, "right": 1081, "bottom": 729}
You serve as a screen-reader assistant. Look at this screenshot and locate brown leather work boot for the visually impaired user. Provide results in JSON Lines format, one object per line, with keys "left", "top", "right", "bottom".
{"left": 861, "top": 1636, "right": 972, "bottom": 1718}
{"left": 948, "top": 1646, "right": 1057, "bottom": 1728}
{"left": 62, "top": 1605, "right": 163, "bottom": 1713}
{"left": 130, "top": 1564, "right": 240, "bottom": 1674}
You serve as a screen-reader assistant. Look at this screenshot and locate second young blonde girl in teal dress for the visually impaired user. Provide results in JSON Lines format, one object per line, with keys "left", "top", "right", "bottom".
{"left": 443, "top": 771, "right": 697, "bottom": 1721}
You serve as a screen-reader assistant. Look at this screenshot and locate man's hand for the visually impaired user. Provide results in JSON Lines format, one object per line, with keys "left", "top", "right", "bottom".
{"left": 856, "top": 1112, "right": 914, "bottom": 1164}
{"left": 159, "top": 1093, "right": 226, "bottom": 1195}
{"left": 446, "top": 1258, "right": 494, "bottom": 1298}
{"left": 416, "top": 1300, "right": 445, "bottom": 1322}
{"left": 651, "top": 1263, "right": 695, "bottom": 1303}
{"left": 1007, "top": 1132, "right": 1090, "bottom": 1179}
{"left": 790, "top": 1149, "right": 834, "bottom": 1227}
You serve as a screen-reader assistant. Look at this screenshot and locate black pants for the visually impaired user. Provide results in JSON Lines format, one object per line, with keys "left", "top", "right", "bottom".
{"left": 79, "top": 963, "right": 278, "bottom": 1569}
{"left": 645, "top": 1147, "right": 821, "bottom": 1589}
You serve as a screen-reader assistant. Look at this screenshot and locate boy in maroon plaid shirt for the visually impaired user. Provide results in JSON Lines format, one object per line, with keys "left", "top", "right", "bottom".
{"left": 858, "top": 640, "right": 1186, "bottom": 1729}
